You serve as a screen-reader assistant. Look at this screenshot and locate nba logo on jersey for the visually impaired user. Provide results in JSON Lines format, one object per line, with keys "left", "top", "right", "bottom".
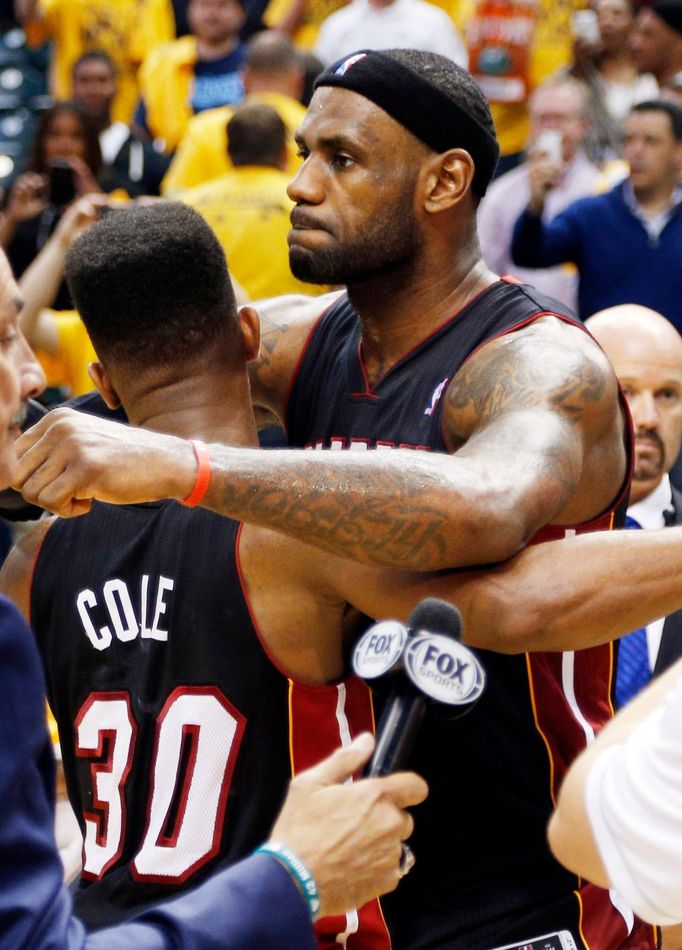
{"left": 424, "top": 378, "right": 449, "bottom": 416}
{"left": 335, "top": 52, "right": 367, "bottom": 76}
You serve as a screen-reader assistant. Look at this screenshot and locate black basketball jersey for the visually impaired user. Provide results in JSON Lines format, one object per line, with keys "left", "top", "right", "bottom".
{"left": 31, "top": 501, "right": 387, "bottom": 948}
{"left": 285, "top": 282, "right": 654, "bottom": 949}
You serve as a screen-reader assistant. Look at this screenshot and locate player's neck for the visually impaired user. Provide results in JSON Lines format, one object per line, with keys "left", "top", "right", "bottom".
{"left": 123, "top": 374, "right": 259, "bottom": 448}
{"left": 349, "top": 256, "right": 497, "bottom": 385}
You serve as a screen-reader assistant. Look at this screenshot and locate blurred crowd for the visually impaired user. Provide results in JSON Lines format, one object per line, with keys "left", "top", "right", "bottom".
{"left": 0, "top": 0, "right": 682, "bottom": 942}
{"left": 0, "top": 0, "right": 680, "bottom": 415}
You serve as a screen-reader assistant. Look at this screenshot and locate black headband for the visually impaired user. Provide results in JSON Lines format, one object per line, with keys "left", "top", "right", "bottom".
{"left": 314, "top": 50, "right": 499, "bottom": 196}
{"left": 651, "top": 0, "right": 682, "bottom": 36}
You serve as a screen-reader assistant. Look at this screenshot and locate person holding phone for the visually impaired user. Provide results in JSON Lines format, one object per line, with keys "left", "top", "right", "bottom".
{"left": 0, "top": 102, "right": 104, "bottom": 311}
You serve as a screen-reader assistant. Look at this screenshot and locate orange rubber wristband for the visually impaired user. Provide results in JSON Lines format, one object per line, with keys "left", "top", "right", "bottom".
{"left": 181, "top": 439, "right": 212, "bottom": 507}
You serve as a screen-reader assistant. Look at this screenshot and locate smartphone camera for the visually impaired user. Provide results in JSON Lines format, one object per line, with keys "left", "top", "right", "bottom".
{"left": 535, "top": 130, "right": 563, "bottom": 164}
{"left": 48, "top": 160, "right": 77, "bottom": 207}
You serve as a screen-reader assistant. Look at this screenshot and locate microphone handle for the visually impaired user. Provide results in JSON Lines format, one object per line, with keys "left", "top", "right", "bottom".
{"left": 363, "top": 684, "right": 427, "bottom": 777}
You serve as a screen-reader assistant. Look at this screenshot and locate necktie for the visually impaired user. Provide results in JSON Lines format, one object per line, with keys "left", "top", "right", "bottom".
{"left": 614, "top": 515, "right": 650, "bottom": 708}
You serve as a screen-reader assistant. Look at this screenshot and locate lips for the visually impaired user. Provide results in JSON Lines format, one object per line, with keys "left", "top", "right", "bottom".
{"left": 290, "top": 209, "right": 330, "bottom": 232}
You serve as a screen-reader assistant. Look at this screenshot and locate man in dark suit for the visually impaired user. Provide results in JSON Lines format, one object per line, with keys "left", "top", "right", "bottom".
{"left": 586, "top": 304, "right": 682, "bottom": 701}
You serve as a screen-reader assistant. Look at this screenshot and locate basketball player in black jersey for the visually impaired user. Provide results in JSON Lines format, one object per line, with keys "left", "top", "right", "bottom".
{"left": 5, "top": 50, "right": 655, "bottom": 950}
{"left": 11, "top": 201, "right": 682, "bottom": 949}
{"left": 0, "top": 242, "right": 433, "bottom": 949}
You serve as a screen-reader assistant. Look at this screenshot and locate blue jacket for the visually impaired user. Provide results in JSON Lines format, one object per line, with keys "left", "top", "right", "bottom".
{"left": 510, "top": 181, "right": 682, "bottom": 329}
{"left": 0, "top": 596, "right": 315, "bottom": 950}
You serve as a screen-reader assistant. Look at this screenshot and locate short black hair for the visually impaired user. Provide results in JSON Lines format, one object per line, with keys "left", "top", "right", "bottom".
{"left": 72, "top": 50, "right": 117, "bottom": 78}
{"left": 631, "top": 99, "right": 682, "bottom": 139}
{"left": 65, "top": 203, "right": 242, "bottom": 372}
{"left": 227, "top": 103, "right": 286, "bottom": 167}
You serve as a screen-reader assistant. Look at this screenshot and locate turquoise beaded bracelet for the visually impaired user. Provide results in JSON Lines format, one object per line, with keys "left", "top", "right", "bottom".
{"left": 255, "top": 841, "right": 321, "bottom": 921}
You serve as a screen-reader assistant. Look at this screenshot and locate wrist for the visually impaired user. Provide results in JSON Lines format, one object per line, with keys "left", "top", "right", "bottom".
{"left": 254, "top": 842, "right": 321, "bottom": 921}
{"left": 180, "top": 439, "right": 212, "bottom": 507}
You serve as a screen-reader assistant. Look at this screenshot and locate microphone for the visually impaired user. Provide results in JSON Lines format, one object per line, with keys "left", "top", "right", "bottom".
{"left": 353, "top": 597, "right": 485, "bottom": 777}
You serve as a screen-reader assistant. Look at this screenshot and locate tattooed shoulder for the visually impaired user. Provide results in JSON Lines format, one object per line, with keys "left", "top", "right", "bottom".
{"left": 246, "top": 294, "right": 332, "bottom": 410}
{"left": 444, "top": 318, "right": 615, "bottom": 435}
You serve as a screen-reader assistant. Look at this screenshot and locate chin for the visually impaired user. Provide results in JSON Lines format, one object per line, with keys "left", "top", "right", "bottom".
{"left": 289, "top": 250, "right": 339, "bottom": 286}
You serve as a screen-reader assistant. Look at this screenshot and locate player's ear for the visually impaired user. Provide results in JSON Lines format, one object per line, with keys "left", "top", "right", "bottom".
{"left": 87, "top": 361, "right": 121, "bottom": 409}
{"left": 423, "top": 148, "right": 475, "bottom": 213}
{"left": 238, "top": 305, "right": 260, "bottom": 362}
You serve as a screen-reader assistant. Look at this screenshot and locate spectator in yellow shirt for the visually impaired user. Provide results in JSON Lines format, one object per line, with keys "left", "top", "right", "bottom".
{"left": 136, "top": 0, "right": 248, "bottom": 153}
{"left": 181, "top": 103, "right": 328, "bottom": 299}
{"left": 15, "top": 0, "right": 175, "bottom": 124}
{"left": 162, "top": 30, "right": 307, "bottom": 193}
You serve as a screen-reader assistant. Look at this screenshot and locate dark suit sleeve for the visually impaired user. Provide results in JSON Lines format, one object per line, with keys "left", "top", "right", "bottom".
{"left": 88, "top": 854, "right": 316, "bottom": 950}
{"left": 0, "top": 595, "right": 315, "bottom": 950}
{"left": 654, "top": 487, "right": 682, "bottom": 676}
{"left": 511, "top": 205, "right": 583, "bottom": 269}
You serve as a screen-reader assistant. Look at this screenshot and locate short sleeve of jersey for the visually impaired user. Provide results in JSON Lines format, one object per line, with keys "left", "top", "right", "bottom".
{"left": 585, "top": 673, "right": 682, "bottom": 925}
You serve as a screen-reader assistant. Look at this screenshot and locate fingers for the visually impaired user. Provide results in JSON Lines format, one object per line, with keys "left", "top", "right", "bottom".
{"left": 12, "top": 410, "right": 90, "bottom": 515}
{"left": 375, "top": 770, "right": 429, "bottom": 810}
{"left": 298, "top": 732, "right": 375, "bottom": 786}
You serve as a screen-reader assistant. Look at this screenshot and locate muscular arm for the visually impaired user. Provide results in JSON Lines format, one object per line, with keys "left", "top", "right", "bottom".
{"left": 12, "top": 320, "right": 625, "bottom": 571}
{"left": 324, "top": 526, "right": 682, "bottom": 654}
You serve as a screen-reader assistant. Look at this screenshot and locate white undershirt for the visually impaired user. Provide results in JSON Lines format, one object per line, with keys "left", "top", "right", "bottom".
{"left": 585, "top": 671, "right": 682, "bottom": 925}
{"left": 627, "top": 475, "right": 673, "bottom": 669}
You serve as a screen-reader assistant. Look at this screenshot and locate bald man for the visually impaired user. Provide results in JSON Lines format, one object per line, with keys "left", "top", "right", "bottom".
{"left": 586, "top": 304, "right": 682, "bottom": 702}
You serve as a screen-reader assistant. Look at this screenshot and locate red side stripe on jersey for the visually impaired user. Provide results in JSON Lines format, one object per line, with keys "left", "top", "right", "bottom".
{"left": 288, "top": 679, "right": 390, "bottom": 949}
{"left": 578, "top": 881, "right": 658, "bottom": 948}
{"left": 523, "top": 510, "right": 659, "bottom": 946}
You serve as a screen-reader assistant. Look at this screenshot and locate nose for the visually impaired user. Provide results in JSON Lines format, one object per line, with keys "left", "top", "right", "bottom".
{"left": 18, "top": 333, "right": 46, "bottom": 401}
{"left": 287, "top": 156, "right": 324, "bottom": 206}
{"left": 630, "top": 389, "right": 660, "bottom": 430}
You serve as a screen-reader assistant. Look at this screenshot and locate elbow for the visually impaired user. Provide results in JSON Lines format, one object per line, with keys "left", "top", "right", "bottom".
{"left": 464, "top": 563, "right": 549, "bottom": 655}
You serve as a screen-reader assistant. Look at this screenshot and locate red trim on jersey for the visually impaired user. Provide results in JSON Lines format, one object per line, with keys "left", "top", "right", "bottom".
{"left": 354, "top": 281, "right": 498, "bottom": 395}
{"left": 283, "top": 297, "right": 340, "bottom": 432}
{"left": 76, "top": 691, "right": 137, "bottom": 881}
{"left": 155, "top": 723, "right": 201, "bottom": 847}
{"left": 131, "top": 685, "right": 245, "bottom": 885}
{"left": 354, "top": 337, "right": 382, "bottom": 398}
{"left": 288, "top": 678, "right": 388, "bottom": 949}
{"left": 579, "top": 882, "right": 657, "bottom": 948}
